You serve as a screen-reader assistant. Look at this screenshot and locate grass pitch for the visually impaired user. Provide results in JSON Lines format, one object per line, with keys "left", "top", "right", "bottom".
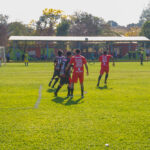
{"left": 0, "top": 62, "right": 150, "bottom": 150}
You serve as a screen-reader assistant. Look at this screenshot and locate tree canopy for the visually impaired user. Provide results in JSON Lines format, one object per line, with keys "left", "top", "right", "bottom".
{"left": 139, "top": 2, "right": 150, "bottom": 26}
{"left": 140, "top": 21, "right": 150, "bottom": 39}
{"left": 0, "top": 14, "right": 8, "bottom": 46}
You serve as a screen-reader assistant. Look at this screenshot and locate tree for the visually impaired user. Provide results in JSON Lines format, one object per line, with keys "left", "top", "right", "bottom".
{"left": 139, "top": 2, "right": 150, "bottom": 26}
{"left": 140, "top": 21, "right": 150, "bottom": 39}
{"left": 8, "top": 22, "right": 33, "bottom": 36}
{"left": 56, "top": 19, "right": 70, "bottom": 36}
{"left": 69, "top": 11, "right": 106, "bottom": 36}
{"left": 69, "top": 11, "right": 117, "bottom": 36}
{"left": 36, "top": 8, "right": 63, "bottom": 35}
{"left": 0, "top": 14, "right": 8, "bottom": 46}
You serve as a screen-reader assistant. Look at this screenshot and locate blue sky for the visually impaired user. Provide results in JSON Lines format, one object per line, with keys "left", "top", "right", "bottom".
{"left": 0, "top": 0, "right": 149, "bottom": 26}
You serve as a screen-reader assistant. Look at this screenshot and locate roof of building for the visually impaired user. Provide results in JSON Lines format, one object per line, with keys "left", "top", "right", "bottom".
{"left": 9, "top": 36, "right": 150, "bottom": 42}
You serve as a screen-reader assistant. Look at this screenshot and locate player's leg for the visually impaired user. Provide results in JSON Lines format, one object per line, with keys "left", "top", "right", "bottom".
{"left": 54, "top": 78, "right": 64, "bottom": 96}
{"left": 79, "top": 73, "right": 84, "bottom": 98}
{"left": 80, "top": 83, "right": 84, "bottom": 98}
{"left": 97, "top": 68, "right": 104, "bottom": 86}
{"left": 104, "top": 68, "right": 109, "bottom": 84}
{"left": 97, "top": 75, "right": 102, "bottom": 86}
{"left": 70, "top": 73, "right": 77, "bottom": 98}
{"left": 49, "top": 71, "right": 57, "bottom": 87}
{"left": 67, "top": 77, "right": 71, "bottom": 97}
{"left": 54, "top": 84, "right": 62, "bottom": 96}
{"left": 70, "top": 83, "right": 74, "bottom": 98}
{"left": 104, "top": 73, "right": 109, "bottom": 84}
{"left": 67, "top": 85, "right": 71, "bottom": 97}
{"left": 52, "top": 77, "right": 59, "bottom": 88}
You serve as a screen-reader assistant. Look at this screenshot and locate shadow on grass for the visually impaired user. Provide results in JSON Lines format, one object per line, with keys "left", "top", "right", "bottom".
{"left": 97, "top": 85, "right": 112, "bottom": 90}
{"left": 47, "top": 88, "right": 56, "bottom": 93}
{"left": 52, "top": 96, "right": 68, "bottom": 104}
{"left": 65, "top": 97, "right": 84, "bottom": 106}
{"left": 52, "top": 97, "right": 84, "bottom": 106}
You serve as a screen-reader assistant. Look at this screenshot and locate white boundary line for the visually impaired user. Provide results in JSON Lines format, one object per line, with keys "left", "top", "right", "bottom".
{"left": 34, "top": 85, "right": 42, "bottom": 109}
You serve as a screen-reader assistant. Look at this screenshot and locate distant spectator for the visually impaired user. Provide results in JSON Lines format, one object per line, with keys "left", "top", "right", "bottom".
{"left": 132, "top": 51, "right": 136, "bottom": 59}
{"left": 16, "top": 52, "right": 20, "bottom": 61}
{"left": 24, "top": 51, "right": 29, "bottom": 66}
{"left": 113, "top": 50, "right": 117, "bottom": 59}
{"left": 146, "top": 49, "right": 150, "bottom": 61}
{"left": 140, "top": 50, "right": 144, "bottom": 65}
{"left": 22, "top": 53, "right": 25, "bottom": 61}
{"left": 6, "top": 52, "right": 10, "bottom": 62}
{"left": 128, "top": 51, "right": 132, "bottom": 59}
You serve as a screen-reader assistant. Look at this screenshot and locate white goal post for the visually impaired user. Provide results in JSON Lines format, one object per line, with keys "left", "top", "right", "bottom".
{"left": 0, "top": 46, "right": 6, "bottom": 66}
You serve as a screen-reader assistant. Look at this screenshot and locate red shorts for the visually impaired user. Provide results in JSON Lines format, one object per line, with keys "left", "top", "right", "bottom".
{"left": 71, "top": 72, "right": 84, "bottom": 84}
{"left": 100, "top": 67, "right": 109, "bottom": 75}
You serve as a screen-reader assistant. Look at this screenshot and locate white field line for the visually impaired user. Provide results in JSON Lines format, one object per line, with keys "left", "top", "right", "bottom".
{"left": 34, "top": 85, "right": 42, "bottom": 109}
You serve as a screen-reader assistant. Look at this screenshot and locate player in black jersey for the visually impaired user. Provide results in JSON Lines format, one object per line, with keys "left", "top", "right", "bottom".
{"left": 54, "top": 51, "right": 72, "bottom": 97}
{"left": 48, "top": 50, "right": 64, "bottom": 88}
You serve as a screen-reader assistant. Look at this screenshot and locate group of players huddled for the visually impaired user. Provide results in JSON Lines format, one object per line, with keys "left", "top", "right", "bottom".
{"left": 48, "top": 49, "right": 115, "bottom": 98}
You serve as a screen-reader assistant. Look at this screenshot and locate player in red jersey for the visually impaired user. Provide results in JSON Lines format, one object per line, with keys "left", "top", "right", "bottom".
{"left": 97, "top": 51, "right": 115, "bottom": 86}
{"left": 67, "top": 49, "right": 89, "bottom": 98}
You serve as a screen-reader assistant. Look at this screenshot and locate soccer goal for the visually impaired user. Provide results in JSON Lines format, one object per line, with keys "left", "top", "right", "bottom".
{"left": 0, "top": 46, "right": 6, "bottom": 66}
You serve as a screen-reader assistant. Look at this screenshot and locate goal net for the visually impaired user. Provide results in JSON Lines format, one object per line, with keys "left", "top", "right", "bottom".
{"left": 0, "top": 46, "right": 6, "bottom": 66}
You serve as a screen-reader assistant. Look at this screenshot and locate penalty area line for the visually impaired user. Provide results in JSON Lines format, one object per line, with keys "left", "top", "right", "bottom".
{"left": 34, "top": 85, "right": 42, "bottom": 109}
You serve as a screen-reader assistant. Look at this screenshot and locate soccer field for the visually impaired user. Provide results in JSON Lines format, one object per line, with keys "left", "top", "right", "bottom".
{"left": 0, "top": 62, "right": 150, "bottom": 150}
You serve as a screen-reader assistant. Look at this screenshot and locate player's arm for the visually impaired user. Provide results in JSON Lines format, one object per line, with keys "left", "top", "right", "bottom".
{"left": 83, "top": 57, "right": 89, "bottom": 75}
{"left": 85, "top": 63, "right": 89, "bottom": 75}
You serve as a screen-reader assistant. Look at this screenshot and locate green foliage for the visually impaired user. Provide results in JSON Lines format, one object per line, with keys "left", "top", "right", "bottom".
{"left": 140, "top": 21, "right": 150, "bottom": 38}
{"left": 36, "top": 9, "right": 63, "bottom": 36}
{"left": 69, "top": 11, "right": 105, "bottom": 36}
{"left": 69, "top": 11, "right": 117, "bottom": 36}
{"left": 139, "top": 2, "right": 150, "bottom": 26}
{"left": 56, "top": 20, "right": 70, "bottom": 36}
{"left": 0, "top": 62, "right": 150, "bottom": 149}
{"left": 8, "top": 22, "right": 32, "bottom": 36}
{"left": 0, "top": 14, "right": 8, "bottom": 46}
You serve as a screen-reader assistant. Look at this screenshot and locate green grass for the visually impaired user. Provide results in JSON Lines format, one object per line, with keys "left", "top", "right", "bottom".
{"left": 0, "top": 62, "right": 150, "bottom": 150}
